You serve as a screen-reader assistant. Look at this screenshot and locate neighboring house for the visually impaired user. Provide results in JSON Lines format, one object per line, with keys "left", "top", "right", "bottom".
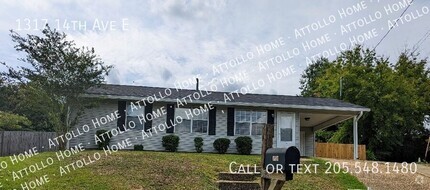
{"left": 69, "top": 84, "right": 370, "bottom": 157}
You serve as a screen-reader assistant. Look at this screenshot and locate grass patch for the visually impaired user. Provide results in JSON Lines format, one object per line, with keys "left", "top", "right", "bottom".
{"left": 0, "top": 151, "right": 366, "bottom": 190}
{"left": 284, "top": 158, "right": 366, "bottom": 190}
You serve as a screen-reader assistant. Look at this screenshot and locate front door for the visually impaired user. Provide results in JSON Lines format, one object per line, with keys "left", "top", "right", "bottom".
{"left": 276, "top": 112, "right": 295, "bottom": 148}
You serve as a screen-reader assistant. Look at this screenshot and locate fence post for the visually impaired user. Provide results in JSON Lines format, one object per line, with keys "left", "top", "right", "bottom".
{"left": 261, "top": 124, "right": 274, "bottom": 189}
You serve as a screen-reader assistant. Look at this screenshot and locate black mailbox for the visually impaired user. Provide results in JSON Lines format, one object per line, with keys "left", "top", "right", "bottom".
{"left": 264, "top": 146, "right": 300, "bottom": 181}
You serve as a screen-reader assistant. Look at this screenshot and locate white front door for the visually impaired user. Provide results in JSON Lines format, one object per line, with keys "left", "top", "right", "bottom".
{"left": 276, "top": 112, "right": 295, "bottom": 148}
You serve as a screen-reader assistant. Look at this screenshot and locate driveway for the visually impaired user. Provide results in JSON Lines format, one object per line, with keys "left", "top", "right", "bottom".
{"left": 322, "top": 158, "right": 430, "bottom": 190}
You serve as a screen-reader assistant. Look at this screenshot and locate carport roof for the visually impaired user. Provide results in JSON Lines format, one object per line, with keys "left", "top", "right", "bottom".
{"left": 84, "top": 84, "right": 370, "bottom": 112}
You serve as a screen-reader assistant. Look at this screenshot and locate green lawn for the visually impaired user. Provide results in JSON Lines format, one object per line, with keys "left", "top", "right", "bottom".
{"left": 0, "top": 151, "right": 366, "bottom": 190}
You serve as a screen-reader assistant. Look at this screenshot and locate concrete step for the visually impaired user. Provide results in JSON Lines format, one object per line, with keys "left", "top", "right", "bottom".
{"left": 217, "top": 180, "right": 260, "bottom": 190}
{"left": 232, "top": 166, "right": 262, "bottom": 172}
{"left": 218, "top": 172, "right": 259, "bottom": 181}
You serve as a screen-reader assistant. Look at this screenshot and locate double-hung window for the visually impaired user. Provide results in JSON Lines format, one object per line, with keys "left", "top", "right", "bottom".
{"left": 175, "top": 107, "right": 208, "bottom": 134}
{"left": 235, "top": 110, "right": 266, "bottom": 135}
{"left": 126, "top": 103, "right": 145, "bottom": 130}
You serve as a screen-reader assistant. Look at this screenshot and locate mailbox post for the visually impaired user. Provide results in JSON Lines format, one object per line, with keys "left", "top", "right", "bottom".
{"left": 260, "top": 124, "right": 300, "bottom": 190}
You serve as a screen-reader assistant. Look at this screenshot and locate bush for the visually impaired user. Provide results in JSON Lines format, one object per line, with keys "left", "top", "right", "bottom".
{"left": 234, "top": 136, "right": 253, "bottom": 155}
{"left": 213, "top": 138, "right": 230, "bottom": 154}
{"left": 96, "top": 130, "right": 111, "bottom": 150}
{"left": 366, "top": 150, "right": 377, "bottom": 160}
{"left": 194, "top": 137, "right": 204, "bottom": 153}
{"left": 162, "top": 135, "right": 180, "bottom": 152}
{"left": 134, "top": 144, "right": 144, "bottom": 151}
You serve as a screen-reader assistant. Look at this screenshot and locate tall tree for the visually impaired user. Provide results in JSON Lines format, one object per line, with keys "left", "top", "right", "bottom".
{"left": 1, "top": 79, "right": 60, "bottom": 131}
{"left": 0, "top": 77, "right": 16, "bottom": 111}
{"left": 300, "top": 45, "right": 430, "bottom": 162}
{"left": 11, "top": 83, "right": 62, "bottom": 132}
{"left": 0, "top": 25, "right": 112, "bottom": 148}
{"left": 299, "top": 58, "right": 331, "bottom": 97}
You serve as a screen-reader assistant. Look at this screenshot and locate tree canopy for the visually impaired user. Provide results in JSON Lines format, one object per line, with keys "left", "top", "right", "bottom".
{"left": 0, "top": 111, "right": 31, "bottom": 131}
{"left": 0, "top": 25, "right": 112, "bottom": 144}
{"left": 2, "top": 25, "right": 112, "bottom": 97}
{"left": 300, "top": 45, "right": 430, "bottom": 162}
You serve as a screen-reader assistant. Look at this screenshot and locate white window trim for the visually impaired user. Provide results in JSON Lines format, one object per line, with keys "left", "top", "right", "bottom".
{"left": 234, "top": 109, "right": 267, "bottom": 136}
{"left": 125, "top": 102, "right": 145, "bottom": 130}
{"left": 174, "top": 107, "right": 209, "bottom": 135}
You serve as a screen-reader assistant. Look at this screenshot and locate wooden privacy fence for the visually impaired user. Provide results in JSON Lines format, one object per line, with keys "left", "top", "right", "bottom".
{"left": 0, "top": 131, "right": 58, "bottom": 157}
{"left": 316, "top": 142, "right": 366, "bottom": 160}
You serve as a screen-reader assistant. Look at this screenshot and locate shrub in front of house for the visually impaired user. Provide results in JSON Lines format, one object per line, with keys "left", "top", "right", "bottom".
{"left": 213, "top": 138, "right": 230, "bottom": 154}
{"left": 162, "top": 135, "right": 180, "bottom": 152}
{"left": 96, "top": 130, "right": 111, "bottom": 150}
{"left": 194, "top": 137, "right": 204, "bottom": 153}
{"left": 134, "top": 144, "right": 144, "bottom": 151}
{"left": 234, "top": 136, "right": 253, "bottom": 155}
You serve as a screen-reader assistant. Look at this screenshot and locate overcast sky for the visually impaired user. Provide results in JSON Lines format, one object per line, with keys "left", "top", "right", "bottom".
{"left": 0, "top": 0, "right": 429, "bottom": 95}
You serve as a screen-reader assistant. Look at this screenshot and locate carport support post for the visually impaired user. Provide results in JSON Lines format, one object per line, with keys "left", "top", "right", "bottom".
{"left": 353, "top": 111, "right": 364, "bottom": 160}
{"left": 353, "top": 116, "right": 358, "bottom": 160}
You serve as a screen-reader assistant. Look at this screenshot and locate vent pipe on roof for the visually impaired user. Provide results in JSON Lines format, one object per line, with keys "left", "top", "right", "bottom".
{"left": 196, "top": 78, "right": 199, "bottom": 91}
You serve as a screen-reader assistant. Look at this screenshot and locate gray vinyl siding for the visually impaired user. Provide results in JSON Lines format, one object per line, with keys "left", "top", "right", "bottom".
{"left": 69, "top": 101, "right": 303, "bottom": 155}
{"left": 69, "top": 99, "right": 119, "bottom": 149}
{"left": 295, "top": 113, "right": 300, "bottom": 148}
{"left": 139, "top": 105, "right": 263, "bottom": 154}
{"left": 70, "top": 102, "right": 264, "bottom": 154}
{"left": 300, "top": 127, "right": 314, "bottom": 157}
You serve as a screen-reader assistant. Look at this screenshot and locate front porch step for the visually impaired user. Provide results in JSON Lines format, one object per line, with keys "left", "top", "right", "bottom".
{"left": 217, "top": 180, "right": 260, "bottom": 190}
{"left": 230, "top": 166, "right": 262, "bottom": 173}
{"left": 218, "top": 172, "right": 259, "bottom": 181}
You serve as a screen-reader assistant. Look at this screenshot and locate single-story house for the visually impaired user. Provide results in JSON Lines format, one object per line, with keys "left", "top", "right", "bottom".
{"left": 69, "top": 84, "right": 370, "bottom": 159}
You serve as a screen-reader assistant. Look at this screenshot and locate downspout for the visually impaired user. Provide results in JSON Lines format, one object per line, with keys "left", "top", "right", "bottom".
{"left": 353, "top": 111, "right": 364, "bottom": 160}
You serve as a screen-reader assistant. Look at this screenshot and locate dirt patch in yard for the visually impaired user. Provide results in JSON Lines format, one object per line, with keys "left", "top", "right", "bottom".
{"left": 322, "top": 158, "right": 430, "bottom": 190}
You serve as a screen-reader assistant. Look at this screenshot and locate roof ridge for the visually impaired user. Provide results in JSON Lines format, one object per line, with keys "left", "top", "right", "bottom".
{"left": 99, "top": 83, "right": 350, "bottom": 101}
{"left": 99, "top": 83, "right": 304, "bottom": 98}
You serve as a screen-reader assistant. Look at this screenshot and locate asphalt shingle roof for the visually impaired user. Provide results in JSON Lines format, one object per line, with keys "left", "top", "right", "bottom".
{"left": 85, "top": 84, "right": 369, "bottom": 111}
